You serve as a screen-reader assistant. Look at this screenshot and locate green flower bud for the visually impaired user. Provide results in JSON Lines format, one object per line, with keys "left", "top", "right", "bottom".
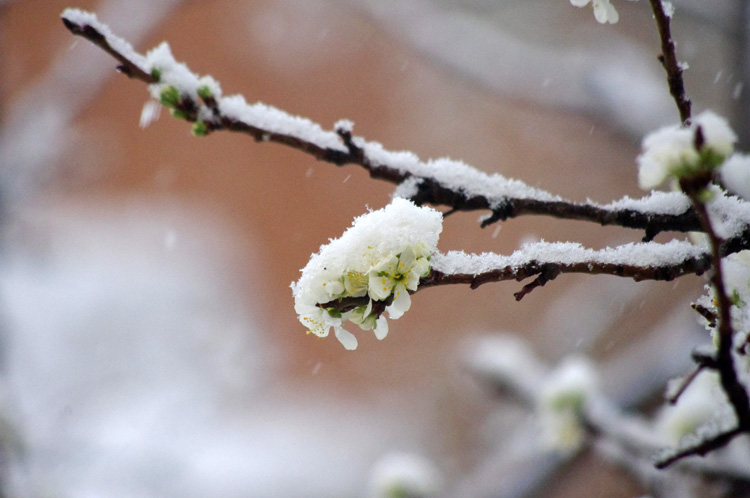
{"left": 197, "top": 85, "right": 213, "bottom": 100}
{"left": 160, "top": 85, "right": 180, "bottom": 108}
{"left": 192, "top": 121, "right": 209, "bottom": 137}
{"left": 170, "top": 109, "right": 189, "bottom": 120}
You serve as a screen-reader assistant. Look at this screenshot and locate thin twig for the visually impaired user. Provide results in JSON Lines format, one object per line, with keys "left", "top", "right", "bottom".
{"left": 648, "top": 0, "right": 691, "bottom": 124}
{"left": 654, "top": 427, "right": 744, "bottom": 469}
{"left": 666, "top": 363, "right": 706, "bottom": 405}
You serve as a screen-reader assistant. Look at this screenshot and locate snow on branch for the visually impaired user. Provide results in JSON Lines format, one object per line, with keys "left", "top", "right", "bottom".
{"left": 318, "top": 238, "right": 716, "bottom": 318}
{"left": 62, "top": 8, "right": 733, "bottom": 240}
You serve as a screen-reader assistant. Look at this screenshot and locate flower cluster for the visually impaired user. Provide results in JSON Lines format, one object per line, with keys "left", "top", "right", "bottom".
{"left": 291, "top": 199, "right": 443, "bottom": 350}
{"left": 637, "top": 111, "right": 736, "bottom": 190}
{"left": 570, "top": 0, "right": 619, "bottom": 24}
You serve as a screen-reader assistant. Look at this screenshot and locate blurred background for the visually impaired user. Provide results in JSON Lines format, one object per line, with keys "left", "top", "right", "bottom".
{"left": 0, "top": 0, "right": 745, "bottom": 496}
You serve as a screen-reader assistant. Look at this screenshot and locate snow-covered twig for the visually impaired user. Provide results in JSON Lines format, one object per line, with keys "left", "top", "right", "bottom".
{"left": 61, "top": 10, "right": 722, "bottom": 240}
{"left": 320, "top": 235, "right": 750, "bottom": 311}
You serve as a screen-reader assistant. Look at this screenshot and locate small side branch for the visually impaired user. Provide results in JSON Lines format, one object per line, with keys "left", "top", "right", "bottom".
{"left": 654, "top": 427, "right": 744, "bottom": 469}
{"left": 61, "top": 17, "right": 157, "bottom": 84}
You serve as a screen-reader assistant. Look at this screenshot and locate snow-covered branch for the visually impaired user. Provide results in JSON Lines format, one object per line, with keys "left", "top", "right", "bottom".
{"left": 319, "top": 239, "right": 715, "bottom": 318}
{"left": 61, "top": 8, "right": 728, "bottom": 240}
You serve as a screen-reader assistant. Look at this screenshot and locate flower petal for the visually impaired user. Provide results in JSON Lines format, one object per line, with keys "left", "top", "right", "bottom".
{"left": 593, "top": 1, "right": 617, "bottom": 24}
{"left": 335, "top": 326, "right": 358, "bottom": 350}
{"left": 369, "top": 271, "right": 395, "bottom": 301}
{"left": 373, "top": 315, "right": 389, "bottom": 340}
{"left": 387, "top": 283, "right": 411, "bottom": 319}
{"left": 344, "top": 271, "right": 369, "bottom": 297}
{"left": 397, "top": 247, "right": 417, "bottom": 274}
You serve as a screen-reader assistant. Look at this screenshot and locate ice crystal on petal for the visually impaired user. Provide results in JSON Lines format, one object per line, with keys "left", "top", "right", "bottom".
{"left": 291, "top": 199, "right": 442, "bottom": 349}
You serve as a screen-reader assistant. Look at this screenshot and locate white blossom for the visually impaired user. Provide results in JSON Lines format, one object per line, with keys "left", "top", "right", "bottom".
{"left": 537, "top": 356, "right": 599, "bottom": 452}
{"left": 637, "top": 111, "right": 736, "bottom": 190}
{"left": 291, "top": 199, "right": 442, "bottom": 350}
{"left": 570, "top": 0, "right": 619, "bottom": 24}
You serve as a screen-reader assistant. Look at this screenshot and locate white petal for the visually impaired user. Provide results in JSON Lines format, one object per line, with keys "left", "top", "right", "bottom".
{"left": 369, "top": 271, "right": 395, "bottom": 300}
{"left": 592, "top": 1, "right": 617, "bottom": 23}
{"left": 605, "top": 2, "right": 618, "bottom": 23}
{"left": 335, "top": 326, "right": 358, "bottom": 350}
{"left": 373, "top": 316, "right": 389, "bottom": 340}
{"left": 413, "top": 257, "right": 431, "bottom": 278}
{"left": 323, "top": 279, "right": 344, "bottom": 299}
{"left": 570, "top": 0, "right": 590, "bottom": 6}
{"left": 372, "top": 255, "right": 398, "bottom": 274}
{"left": 344, "top": 271, "right": 368, "bottom": 297}
{"left": 397, "top": 247, "right": 417, "bottom": 274}
{"left": 387, "top": 284, "right": 411, "bottom": 319}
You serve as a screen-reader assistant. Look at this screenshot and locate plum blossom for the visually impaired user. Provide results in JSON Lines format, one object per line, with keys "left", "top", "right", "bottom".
{"left": 570, "top": 0, "right": 619, "bottom": 24}
{"left": 291, "top": 199, "right": 442, "bottom": 350}
{"left": 637, "top": 111, "right": 736, "bottom": 190}
{"left": 368, "top": 245, "right": 431, "bottom": 319}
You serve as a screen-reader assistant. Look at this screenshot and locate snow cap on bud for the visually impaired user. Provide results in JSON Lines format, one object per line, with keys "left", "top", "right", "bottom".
{"left": 637, "top": 111, "right": 736, "bottom": 190}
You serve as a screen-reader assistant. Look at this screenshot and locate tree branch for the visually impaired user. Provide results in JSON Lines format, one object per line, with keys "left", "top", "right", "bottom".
{"left": 61, "top": 11, "right": 711, "bottom": 238}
